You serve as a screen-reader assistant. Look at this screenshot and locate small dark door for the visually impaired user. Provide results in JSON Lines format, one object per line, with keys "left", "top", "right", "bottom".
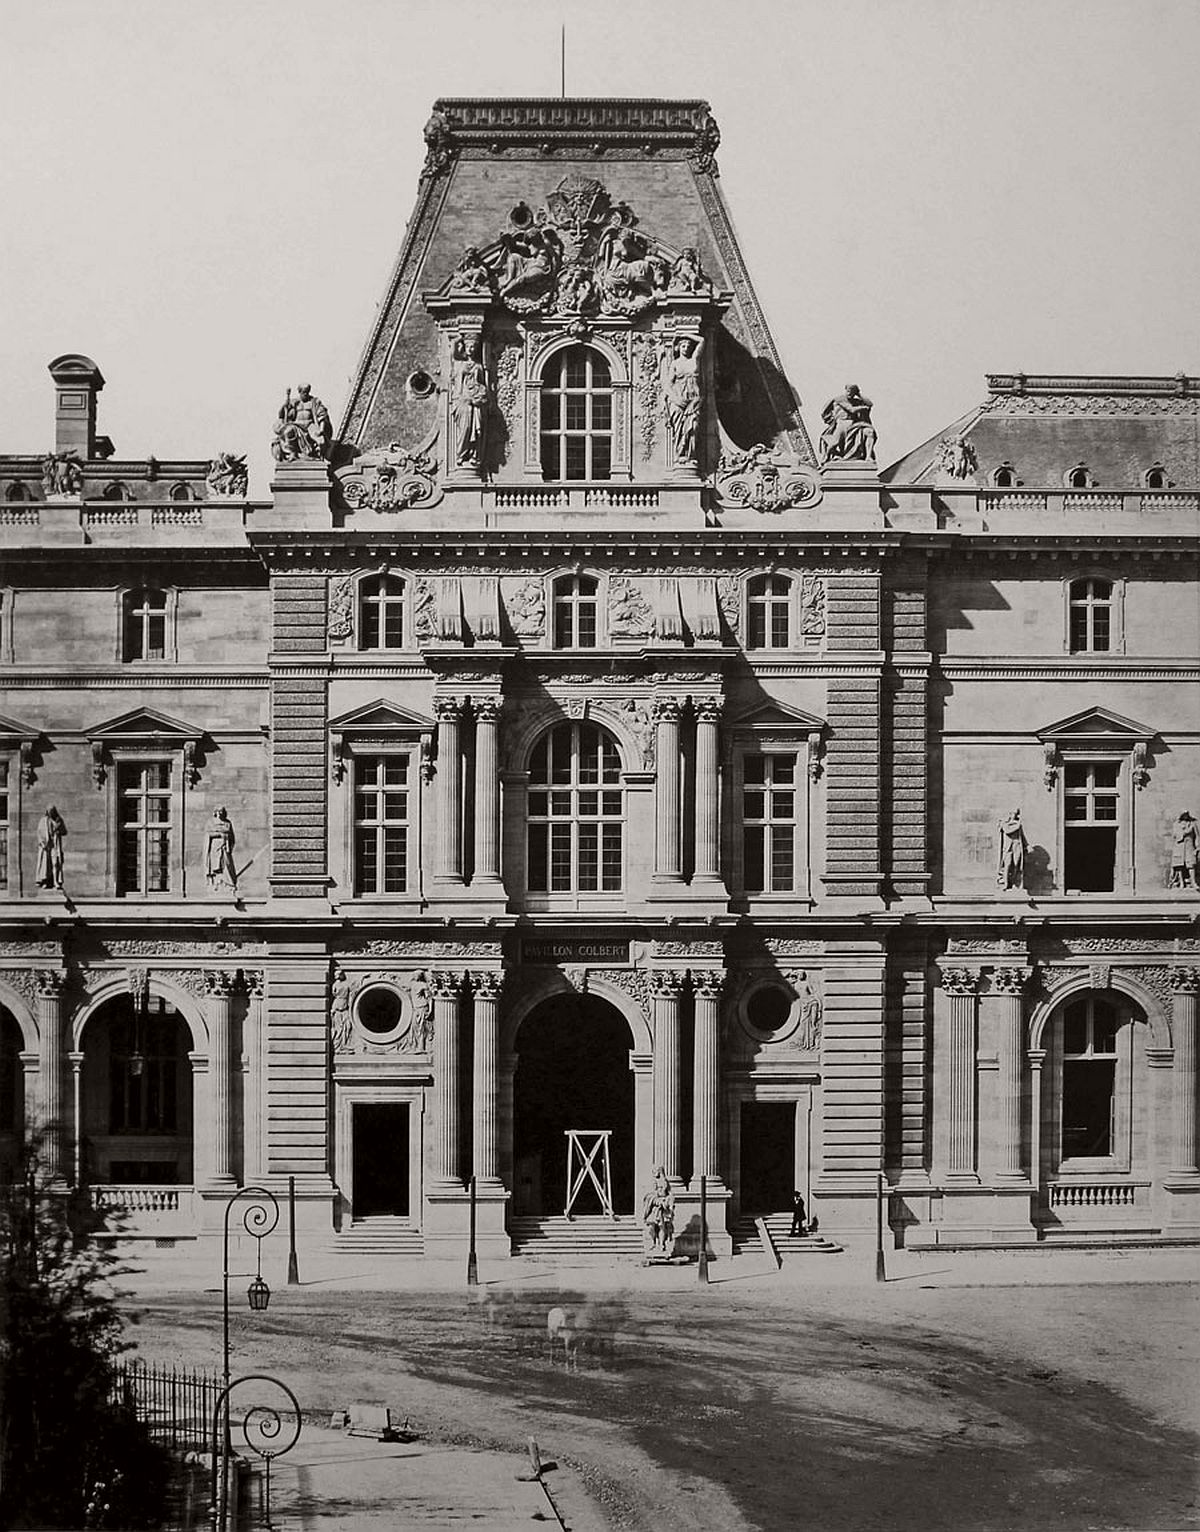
{"left": 740, "top": 1101, "right": 796, "bottom": 1215}
{"left": 352, "top": 1103, "right": 410, "bottom": 1218}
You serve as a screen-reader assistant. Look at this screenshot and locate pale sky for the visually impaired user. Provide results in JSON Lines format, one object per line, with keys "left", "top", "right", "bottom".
{"left": 2, "top": 0, "right": 1197, "bottom": 492}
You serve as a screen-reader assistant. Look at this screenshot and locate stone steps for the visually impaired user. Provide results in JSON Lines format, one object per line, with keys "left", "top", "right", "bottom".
{"left": 510, "top": 1214, "right": 647, "bottom": 1259}
{"left": 732, "top": 1215, "right": 843, "bottom": 1257}
{"left": 327, "top": 1217, "right": 425, "bottom": 1257}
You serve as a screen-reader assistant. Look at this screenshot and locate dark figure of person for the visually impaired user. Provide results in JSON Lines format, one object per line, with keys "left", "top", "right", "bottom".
{"left": 789, "top": 1190, "right": 807, "bottom": 1237}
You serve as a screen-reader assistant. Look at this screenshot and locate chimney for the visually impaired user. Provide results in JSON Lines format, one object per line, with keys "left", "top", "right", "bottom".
{"left": 48, "top": 354, "right": 105, "bottom": 458}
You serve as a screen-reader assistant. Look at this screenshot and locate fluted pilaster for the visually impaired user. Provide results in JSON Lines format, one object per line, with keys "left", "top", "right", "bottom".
{"left": 471, "top": 971, "right": 503, "bottom": 1184}
{"left": 434, "top": 696, "right": 464, "bottom": 886}
{"left": 1170, "top": 968, "right": 1200, "bottom": 1175}
{"left": 941, "top": 967, "right": 980, "bottom": 1179}
{"left": 693, "top": 698, "right": 723, "bottom": 887}
{"left": 651, "top": 969, "right": 686, "bottom": 1179}
{"left": 473, "top": 699, "right": 502, "bottom": 887}
{"left": 204, "top": 970, "right": 238, "bottom": 1184}
{"left": 692, "top": 971, "right": 723, "bottom": 1182}
{"left": 652, "top": 698, "right": 684, "bottom": 885}
{"left": 989, "top": 966, "right": 1031, "bottom": 1180}
{"left": 34, "top": 970, "right": 68, "bottom": 1179}
{"left": 432, "top": 971, "right": 464, "bottom": 1185}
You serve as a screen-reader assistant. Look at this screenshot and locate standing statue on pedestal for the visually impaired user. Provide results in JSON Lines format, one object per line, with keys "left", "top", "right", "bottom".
{"left": 35, "top": 807, "right": 66, "bottom": 889}
{"left": 661, "top": 335, "right": 705, "bottom": 464}
{"left": 1170, "top": 811, "right": 1199, "bottom": 889}
{"left": 642, "top": 1166, "right": 676, "bottom": 1257}
{"left": 818, "top": 383, "right": 877, "bottom": 464}
{"left": 997, "top": 808, "right": 1028, "bottom": 890}
{"left": 450, "top": 334, "right": 489, "bottom": 469}
{"left": 204, "top": 806, "right": 238, "bottom": 892}
{"left": 272, "top": 383, "right": 331, "bottom": 462}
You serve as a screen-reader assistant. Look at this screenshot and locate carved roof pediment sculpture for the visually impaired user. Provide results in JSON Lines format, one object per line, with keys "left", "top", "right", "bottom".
{"left": 335, "top": 435, "right": 442, "bottom": 512}
{"left": 428, "top": 174, "right": 723, "bottom": 321}
{"left": 713, "top": 440, "right": 821, "bottom": 513}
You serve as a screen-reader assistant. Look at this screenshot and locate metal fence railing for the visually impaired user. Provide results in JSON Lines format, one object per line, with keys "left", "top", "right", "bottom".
{"left": 113, "top": 1359, "right": 222, "bottom": 1454}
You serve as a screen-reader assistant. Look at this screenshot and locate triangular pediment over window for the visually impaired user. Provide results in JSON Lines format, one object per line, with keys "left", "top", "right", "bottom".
{"left": 729, "top": 700, "right": 827, "bottom": 733}
{"left": 85, "top": 707, "right": 204, "bottom": 744}
{"left": 0, "top": 711, "right": 40, "bottom": 745}
{"left": 328, "top": 701, "right": 434, "bottom": 733}
{"left": 1036, "top": 707, "right": 1156, "bottom": 745}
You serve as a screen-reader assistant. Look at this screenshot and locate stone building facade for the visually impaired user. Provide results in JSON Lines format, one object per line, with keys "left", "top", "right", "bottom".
{"left": 1, "top": 99, "right": 1197, "bottom": 1260}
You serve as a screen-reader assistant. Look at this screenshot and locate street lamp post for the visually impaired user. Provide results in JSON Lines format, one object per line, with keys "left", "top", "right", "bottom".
{"left": 222, "top": 1185, "right": 280, "bottom": 1395}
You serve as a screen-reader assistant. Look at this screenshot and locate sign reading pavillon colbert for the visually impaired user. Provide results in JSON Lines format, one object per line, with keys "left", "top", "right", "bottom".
{"left": 521, "top": 939, "right": 631, "bottom": 965}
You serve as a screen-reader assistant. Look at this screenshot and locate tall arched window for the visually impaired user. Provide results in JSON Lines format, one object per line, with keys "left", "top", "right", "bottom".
{"left": 527, "top": 722, "right": 623, "bottom": 893}
{"left": 122, "top": 588, "right": 168, "bottom": 661}
{"left": 746, "top": 574, "right": 792, "bottom": 650}
{"left": 359, "top": 573, "right": 406, "bottom": 649}
{"left": 552, "top": 574, "right": 599, "bottom": 648}
{"left": 1068, "top": 577, "right": 1112, "bottom": 653}
{"left": 1060, "top": 993, "right": 1122, "bottom": 1160}
{"left": 540, "top": 346, "right": 613, "bottom": 481}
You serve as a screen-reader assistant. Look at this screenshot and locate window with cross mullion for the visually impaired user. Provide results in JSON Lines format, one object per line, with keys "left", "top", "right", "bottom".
{"left": 742, "top": 752, "right": 797, "bottom": 893}
{"left": 359, "top": 574, "right": 406, "bottom": 649}
{"left": 353, "top": 755, "right": 410, "bottom": 895}
{"left": 122, "top": 589, "right": 168, "bottom": 661}
{"left": 117, "top": 761, "right": 172, "bottom": 894}
{"left": 540, "top": 346, "right": 613, "bottom": 482}
{"left": 1068, "top": 578, "right": 1112, "bottom": 653}
{"left": 527, "top": 723, "right": 623, "bottom": 893}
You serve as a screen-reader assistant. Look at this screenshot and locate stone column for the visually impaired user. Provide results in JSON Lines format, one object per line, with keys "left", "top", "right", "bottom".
{"left": 652, "top": 698, "right": 684, "bottom": 886}
{"left": 989, "top": 966, "right": 1031, "bottom": 1180}
{"left": 691, "top": 972, "right": 723, "bottom": 1183}
{"left": 1170, "top": 968, "right": 1200, "bottom": 1176}
{"left": 471, "top": 971, "right": 503, "bottom": 1185}
{"left": 431, "top": 971, "right": 464, "bottom": 1186}
{"left": 693, "top": 698, "right": 723, "bottom": 888}
{"left": 242, "top": 970, "right": 265, "bottom": 1183}
{"left": 651, "top": 969, "right": 686, "bottom": 1180}
{"left": 472, "top": 699, "right": 503, "bottom": 888}
{"left": 204, "top": 971, "right": 238, "bottom": 1185}
{"left": 34, "top": 970, "right": 68, "bottom": 1179}
{"left": 941, "top": 968, "right": 980, "bottom": 1179}
{"left": 434, "top": 696, "right": 465, "bottom": 887}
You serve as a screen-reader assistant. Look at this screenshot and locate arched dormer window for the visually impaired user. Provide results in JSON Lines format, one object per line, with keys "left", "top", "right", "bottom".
{"left": 540, "top": 346, "right": 613, "bottom": 481}
{"left": 1143, "top": 465, "right": 1168, "bottom": 490}
{"left": 102, "top": 481, "right": 131, "bottom": 502}
{"left": 992, "top": 463, "right": 1017, "bottom": 488}
{"left": 122, "top": 588, "right": 169, "bottom": 661}
{"left": 746, "top": 573, "right": 792, "bottom": 650}
{"left": 359, "top": 573, "right": 406, "bottom": 650}
{"left": 4, "top": 482, "right": 30, "bottom": 503}
{"left": 552, "top": 573, "right": 599, "bottom": 649}
{"left": 1068, "top": 577, "right": 1113, "bottom": 653}
{"left": 1066, "top": 464, "right": 1092, "bottom": 490}
{"left": 526, "top": 721, "right": 623, "bottom": 893}
{"left": 169, "top": 482, "right": 192, "bottom": 503}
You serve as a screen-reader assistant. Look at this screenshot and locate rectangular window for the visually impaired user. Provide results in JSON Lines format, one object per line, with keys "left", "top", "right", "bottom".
{"left": 353, "top": 756, "right": 409, "bottom": 895}
{"left": 1063, "top": 761, "right": 1119, "bottom": 892}
{"left": 742, "top": 753, "right": 797, "bottom": 893}
{"left": 117, "top": 762, "right": 172, "bottom": 894}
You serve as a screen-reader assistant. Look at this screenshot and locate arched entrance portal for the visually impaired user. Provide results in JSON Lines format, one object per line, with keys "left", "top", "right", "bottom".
{"left": 513, "top": 995, "right": 635, "bottom": 1216}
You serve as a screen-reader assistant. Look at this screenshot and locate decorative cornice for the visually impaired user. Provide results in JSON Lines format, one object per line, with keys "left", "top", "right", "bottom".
{"left": 428, "top": 98, "right": 715, "bottom": 148}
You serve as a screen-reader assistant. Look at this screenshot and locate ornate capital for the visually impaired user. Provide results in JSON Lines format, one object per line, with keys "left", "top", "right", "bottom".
{"left": 474, "top": 697, "right": 502, "bottom": 725}
{"left": 203, "top": 970, "right": 238, "bottom": 998}
{"left": 434, "top": 695, "right": 464, "bottom": 723}
{"left": 649, "top": 968, "right": 687, "bottom": 999}
{"left": 691, "top": 971, "right": 725, "bottom": 999}
{"left": 694, "top": 697, "right": 724, "bottom": 727}
{"left": 940, "top": 967, "right": 981, "bottom": 996}
{"left": 652, "top": 696, "right": 684, "bottom": 725}
{"left": 431, "top": 969, "right": 464, "bottom": 998}
{"left": 470, "top": 970, "right": 505, "bottom": 1001}
{"left": 33, "top": 969, "right": 65, "bottom": 999}
{"left": 243, "top": 969, "right": 265, "bottom": 1000}
{"left": 1171, "top": 967, "right": 1200, "bottom": 994}
{"left": 990, "top": 966, "right": 1032, "bottom": 996}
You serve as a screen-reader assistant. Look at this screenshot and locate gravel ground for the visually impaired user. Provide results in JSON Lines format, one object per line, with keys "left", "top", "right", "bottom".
{"left": 122, "top": 1278, "right": 1200, "bottom": 1531}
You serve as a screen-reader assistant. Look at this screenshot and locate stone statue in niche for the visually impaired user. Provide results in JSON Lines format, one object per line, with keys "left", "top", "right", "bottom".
{"left": 204, "top": 807, "right": 238, "bottom": 892}
{"left": 642, "top": 1166, "right": 675, "bottom": 1257}
{"left": 668, "top": 247, "right": 713, "bottom": 295}
{"left": 450, "top": 334, "right": 490, "bottom": 468}
{"left": 997, "top": 808, "right": 1028, "bottom": 890}
{"left": 41, "top": 453, "right": 83, "bottom": 496}
{"left": 936, "top": 434, "right": 977, "bottom": 480}
{"left": 661, "top": 335, "right": 706, "bottom": 462}
{"left": 447, "top": 246, "right": 496, "bottom": 296}
{"left": 1170, "top": 811, "right": 1199, "bottom": 890}
{"left": 35, "top": 806, "right": 66, "bottom": 888}
{"left": 272, "top": 384, "right": 331, "bottom": 462}
{"left": 818, "top": 383, "right": 876, "bottom": 464}
{"left": 206, "top": 452, "right": 249, "bottom": 497}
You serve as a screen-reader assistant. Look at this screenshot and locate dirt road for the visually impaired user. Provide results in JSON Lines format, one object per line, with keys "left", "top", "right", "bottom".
{"left": 124, "top": 1278, "right": 1200, "bottom": 1530}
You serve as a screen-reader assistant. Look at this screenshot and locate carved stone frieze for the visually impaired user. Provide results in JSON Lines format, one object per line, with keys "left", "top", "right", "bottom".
{"left": 340, "top": 939, "right": 502, "bottom": 960}
{"left": 716, "top": 576, "right": 741, "bottom": 632}
{"left": 946, "top": 938, "right": 1027, "bottom": 956}
{"left": 412, "top": 579, "right": 437, "bottom": 642}
{"left": 765, "top": 939, "right": 822, "bottom": 957}
{"left": 607, "top": 577, "right": 654, "bottom": 639}
{"left": 800, "top": 574, "right": 826, "bottom": 639}
{"left": 328, "top": 575, "right": 354, "bottom": 640}
{"left": 984, "top": 393, "right": 1198, "bottom": 418}
{"left": 104, "top": 940, "right": 265, "bottom": 958}
{"left": 0, "top": 941, "right": 63, "bottom": 958}
{"left": 652, "top": 941, "right": 725, "bottom": 959}
{"left": 1033, "top": 937, "right": 1172, "bottom": 956}
{"left": 504, "top": 578, "right": 547, "bottom": 641}
{"left": 495, "top": 344, "right": 521, "bottom": 457}
{"left": 632, "top": 332, "right": 660, "bottom": 460}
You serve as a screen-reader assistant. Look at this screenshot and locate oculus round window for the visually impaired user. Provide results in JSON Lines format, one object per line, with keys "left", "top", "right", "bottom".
{"left": 746, "top": 984, "right": 793, "bottom": 1035}
{"left": 355, "top": 985, "right": 406, "bottom": 1040}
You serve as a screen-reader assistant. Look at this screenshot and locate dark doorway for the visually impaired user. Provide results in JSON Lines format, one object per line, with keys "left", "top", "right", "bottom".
{"left": 740, "top": 1101, "right": 796, "bottom": 1214}
{"left": 513, "top": 995, "right": 634, "bottom": 1215}
{"left": 352, "top": 1103, "right": 410, "bottom": 1218}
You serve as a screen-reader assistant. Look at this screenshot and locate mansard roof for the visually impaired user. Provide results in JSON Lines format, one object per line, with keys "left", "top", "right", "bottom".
{"left": 338, "top": 96, "right": 814, "bottom": 465}
{"left": 883, "top": 374, "right": 1200, "bottom": 489}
